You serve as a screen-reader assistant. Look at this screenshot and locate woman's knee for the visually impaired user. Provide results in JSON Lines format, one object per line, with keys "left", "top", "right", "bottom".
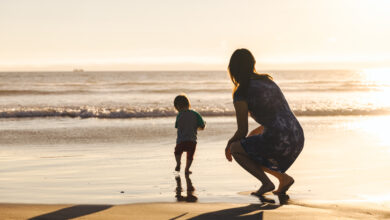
{"left": 230, "top": 141, "right": 245, "bottom": 155}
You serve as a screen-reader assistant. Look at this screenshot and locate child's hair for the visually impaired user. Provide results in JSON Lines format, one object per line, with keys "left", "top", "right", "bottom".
{"left": 174, "top": 94, "right": 190, "bottom": 110}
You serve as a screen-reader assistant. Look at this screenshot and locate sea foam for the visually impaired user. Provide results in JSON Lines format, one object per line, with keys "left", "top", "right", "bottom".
{"left": 1, "top": 106, "right": 389, "bottom": 119}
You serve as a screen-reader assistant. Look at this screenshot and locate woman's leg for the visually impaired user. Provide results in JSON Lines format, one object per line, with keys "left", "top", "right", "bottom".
{"left": 262, "top": 167, "right": 294, "bottom": 195}
{"left": 230, "top": 141, "right": 275, "bottom": 195}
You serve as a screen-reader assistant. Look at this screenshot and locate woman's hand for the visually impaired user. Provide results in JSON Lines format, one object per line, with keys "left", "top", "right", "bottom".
{"left": 225, "top": 143, "right": 232, "bottom": 162}
{"left": 225, "top": 101, "right": 249, "bottom": 162}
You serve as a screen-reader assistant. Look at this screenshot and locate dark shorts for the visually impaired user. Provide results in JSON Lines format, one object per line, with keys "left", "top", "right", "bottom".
{"left": 175, "top": 141, "right": 197, "bottom": 160}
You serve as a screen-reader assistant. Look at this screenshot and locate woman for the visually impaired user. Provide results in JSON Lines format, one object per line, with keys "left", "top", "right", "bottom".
{"left": 225, "top": 48, "right": 304, "bottom": 195}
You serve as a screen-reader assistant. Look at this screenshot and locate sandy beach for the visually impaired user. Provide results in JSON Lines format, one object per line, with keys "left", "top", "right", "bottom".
{"left": 1, "top": 116, "right": 390, "bottom": 219}
{"left": 1, "top": 201, "right": 390, "bottom": 219}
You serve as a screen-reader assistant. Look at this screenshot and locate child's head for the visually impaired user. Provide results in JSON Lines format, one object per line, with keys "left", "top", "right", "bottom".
{"left": 174, "top": 94, "right": 190, "bottom": 111}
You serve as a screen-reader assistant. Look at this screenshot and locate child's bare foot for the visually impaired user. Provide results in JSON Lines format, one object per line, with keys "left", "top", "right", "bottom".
{"left": 251, "top": 182, "right": 275, "bottom": 196}
{"left": 273, "top": 174, "right": 294, "bottom": 195}
{"left": 175, "top": 165, "right": 180, "bottom": 172}
{"left": 185, "top": 170, "right": 192, "bottom": 174}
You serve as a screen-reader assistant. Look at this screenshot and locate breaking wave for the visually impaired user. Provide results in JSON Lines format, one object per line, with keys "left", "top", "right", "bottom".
{"left": 1, "top": 106, "right": 389, "bottom": 119}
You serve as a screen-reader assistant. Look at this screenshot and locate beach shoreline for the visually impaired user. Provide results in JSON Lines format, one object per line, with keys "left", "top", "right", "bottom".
{"left": 1, "top": 116, "right": 390, "bottom": 206}
{"left": 1, "top": 200, "right": 389, "bottom": 220}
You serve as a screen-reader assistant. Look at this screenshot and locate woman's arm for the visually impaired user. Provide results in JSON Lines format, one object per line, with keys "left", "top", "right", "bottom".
{"left": 225, "top": 101, "right": 249, "bottom": 161}
{"left": 248, "top": 125, "right": 264, "bottom": 137}
{"left": 229, "top": 101, "right": 249, "bottom": 143}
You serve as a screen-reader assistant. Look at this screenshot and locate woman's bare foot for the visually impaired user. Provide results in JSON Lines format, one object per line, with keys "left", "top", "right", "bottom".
{"left": 273, "top": 174, "right": 294, "bottom": 195}
{"left": 251, "top": 182, "right": 275, "bottom": 196}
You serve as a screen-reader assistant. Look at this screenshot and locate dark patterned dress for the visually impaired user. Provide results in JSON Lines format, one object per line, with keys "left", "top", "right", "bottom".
{"left": 234, "top": 76, "right": 304, "bottom": 173}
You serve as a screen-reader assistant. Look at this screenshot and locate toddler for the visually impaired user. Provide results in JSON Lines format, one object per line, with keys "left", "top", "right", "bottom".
{"left": 174, "top": 95, "right": 205, "bottom": 174}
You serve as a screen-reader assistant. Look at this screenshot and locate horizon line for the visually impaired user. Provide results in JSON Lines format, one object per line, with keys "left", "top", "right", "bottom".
{"left": 0, "top": 68, "right": 370, "bottom": 72}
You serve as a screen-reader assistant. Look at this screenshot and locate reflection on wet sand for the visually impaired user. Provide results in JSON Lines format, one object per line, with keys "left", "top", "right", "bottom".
{"left": 187, "top": 194, "right": 290, "bottom": 219}
{"left": 175, "top": 174, "right": 197, "bottom": 202}
{"left": 256, "top": 194, "right": 290, "bottom": 206}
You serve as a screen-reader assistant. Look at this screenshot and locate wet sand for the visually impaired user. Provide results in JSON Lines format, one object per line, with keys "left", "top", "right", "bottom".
{"left": 1, "top": 116, "right": 390, "bottom": 219}
{"left": 1, "top": 201, "right": 390, "bottom": 220}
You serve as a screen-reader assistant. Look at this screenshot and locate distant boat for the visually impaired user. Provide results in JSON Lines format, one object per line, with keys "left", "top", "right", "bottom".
{"left": 73, "top": 69, "right": 84, "bottom": 72}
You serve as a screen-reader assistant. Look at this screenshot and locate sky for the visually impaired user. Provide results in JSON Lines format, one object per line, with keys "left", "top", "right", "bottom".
{"left": 0, "top": 0, "right": 389, "bottom": 71}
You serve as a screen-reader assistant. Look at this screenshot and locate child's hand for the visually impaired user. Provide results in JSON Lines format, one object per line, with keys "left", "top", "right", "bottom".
{"left": 225, "top": 144, "right": 232, "bottom": 162}
{"left": 198, "top": 121, "right": 206, "bottom": 130}
{"left": 198, "top": 124, "right": 205, "bottom": 130}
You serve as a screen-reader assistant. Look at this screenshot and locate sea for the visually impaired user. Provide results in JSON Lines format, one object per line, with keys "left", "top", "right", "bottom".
{"left": 0, "top": 70, "right": 390, "bottom": 118}
{"left": 1, "top": 70, "right": 390, "bottom": 206}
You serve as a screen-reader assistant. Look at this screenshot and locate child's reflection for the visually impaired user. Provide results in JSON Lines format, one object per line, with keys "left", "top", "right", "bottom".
{"left": 175, "top": 173, "right": 197, "bottom": 202}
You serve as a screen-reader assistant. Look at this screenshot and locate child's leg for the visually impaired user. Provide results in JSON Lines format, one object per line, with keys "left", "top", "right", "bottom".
{"left": 174, "top": 143, "right": 184, "bottom": 171}
{"left": 184, "top": 159, "right": 193, "bottom": 174}
{"left": 185, "top": 142, "right": 196, "bottom": 174}
{"left": 175, "top": 153, "right": 182, "bottom": 171}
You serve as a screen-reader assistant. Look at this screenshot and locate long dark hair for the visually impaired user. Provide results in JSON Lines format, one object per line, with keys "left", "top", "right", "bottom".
{"left": 228, "top": 48, "right": 272, "bottom": 97}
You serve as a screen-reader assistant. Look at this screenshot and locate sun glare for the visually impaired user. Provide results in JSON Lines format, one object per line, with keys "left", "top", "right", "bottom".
{"left": 360, "top": 68, "right": 390, "bottom": 107}
{"left": 348, "top": 116, "right": 390, "bottom": 149}
{"left": 361, "top": 68, "right": 390, "bottom": 85}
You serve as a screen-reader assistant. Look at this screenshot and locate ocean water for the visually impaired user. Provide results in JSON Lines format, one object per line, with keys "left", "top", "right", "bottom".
{"left": 1, "top": 70, "right": 390, "bottom": 118}
{"left": 1, "top": 70, "right": 390, "bottom": 206}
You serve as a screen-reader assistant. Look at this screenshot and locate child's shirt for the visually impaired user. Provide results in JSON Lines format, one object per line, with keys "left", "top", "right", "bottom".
{"left": 175, "top": 109, "right": 205, "bottom": 144}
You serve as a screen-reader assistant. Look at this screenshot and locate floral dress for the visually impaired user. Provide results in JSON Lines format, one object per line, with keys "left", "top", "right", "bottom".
{"left": 234, "top": 76, "right": 304, "bottom": 173}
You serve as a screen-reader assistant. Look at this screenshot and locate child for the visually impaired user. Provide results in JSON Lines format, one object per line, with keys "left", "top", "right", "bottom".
{"left": 174, "top": 94, "right": 205, "bottom": 174}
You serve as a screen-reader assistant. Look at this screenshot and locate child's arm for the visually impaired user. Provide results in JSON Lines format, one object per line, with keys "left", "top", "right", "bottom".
{"left": 247, "top": 125, "right": 264, "bottom": 137}
{"left": 194, "top": 111, "right": 206, "bottom": 131}
{"left": 198, "top": 121, "right": 206, "bottom": 130}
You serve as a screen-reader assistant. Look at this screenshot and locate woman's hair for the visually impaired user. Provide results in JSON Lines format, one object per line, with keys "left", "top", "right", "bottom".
{"left": 228, "top": 48, "right": 272, "bottom": 97}
{"left": 174, "top": 94, "right": 190, "bottom": 110}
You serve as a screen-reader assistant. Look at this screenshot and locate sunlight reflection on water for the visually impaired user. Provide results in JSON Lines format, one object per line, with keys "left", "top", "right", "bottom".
{"left": 361, "top": 68, "right": 390, "bottom": 86}
{"left": 360, "top": 68, "right": 390, "bottom": 108}
{"left": 340, "top": 115, "right": 390, "bottom": 147}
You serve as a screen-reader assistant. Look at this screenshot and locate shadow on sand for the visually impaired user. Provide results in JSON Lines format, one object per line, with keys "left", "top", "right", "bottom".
{"left": 28, "top": 205, "right": 112, "bottom": 220}
{"left": 172, "top": 172, "right": 290, "bottom": 219}
{"left": 173, "top": 194, "right": 289, "bottom": 220}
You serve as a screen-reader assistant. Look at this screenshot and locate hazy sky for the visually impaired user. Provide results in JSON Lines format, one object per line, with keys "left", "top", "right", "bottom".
{"left": 1, "top": 0, "right": 389, "bottom": 70}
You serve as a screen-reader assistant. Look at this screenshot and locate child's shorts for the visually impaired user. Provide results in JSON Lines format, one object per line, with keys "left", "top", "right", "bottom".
{"left": 174, "top": 141, "right": 197, "bottom": 160}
